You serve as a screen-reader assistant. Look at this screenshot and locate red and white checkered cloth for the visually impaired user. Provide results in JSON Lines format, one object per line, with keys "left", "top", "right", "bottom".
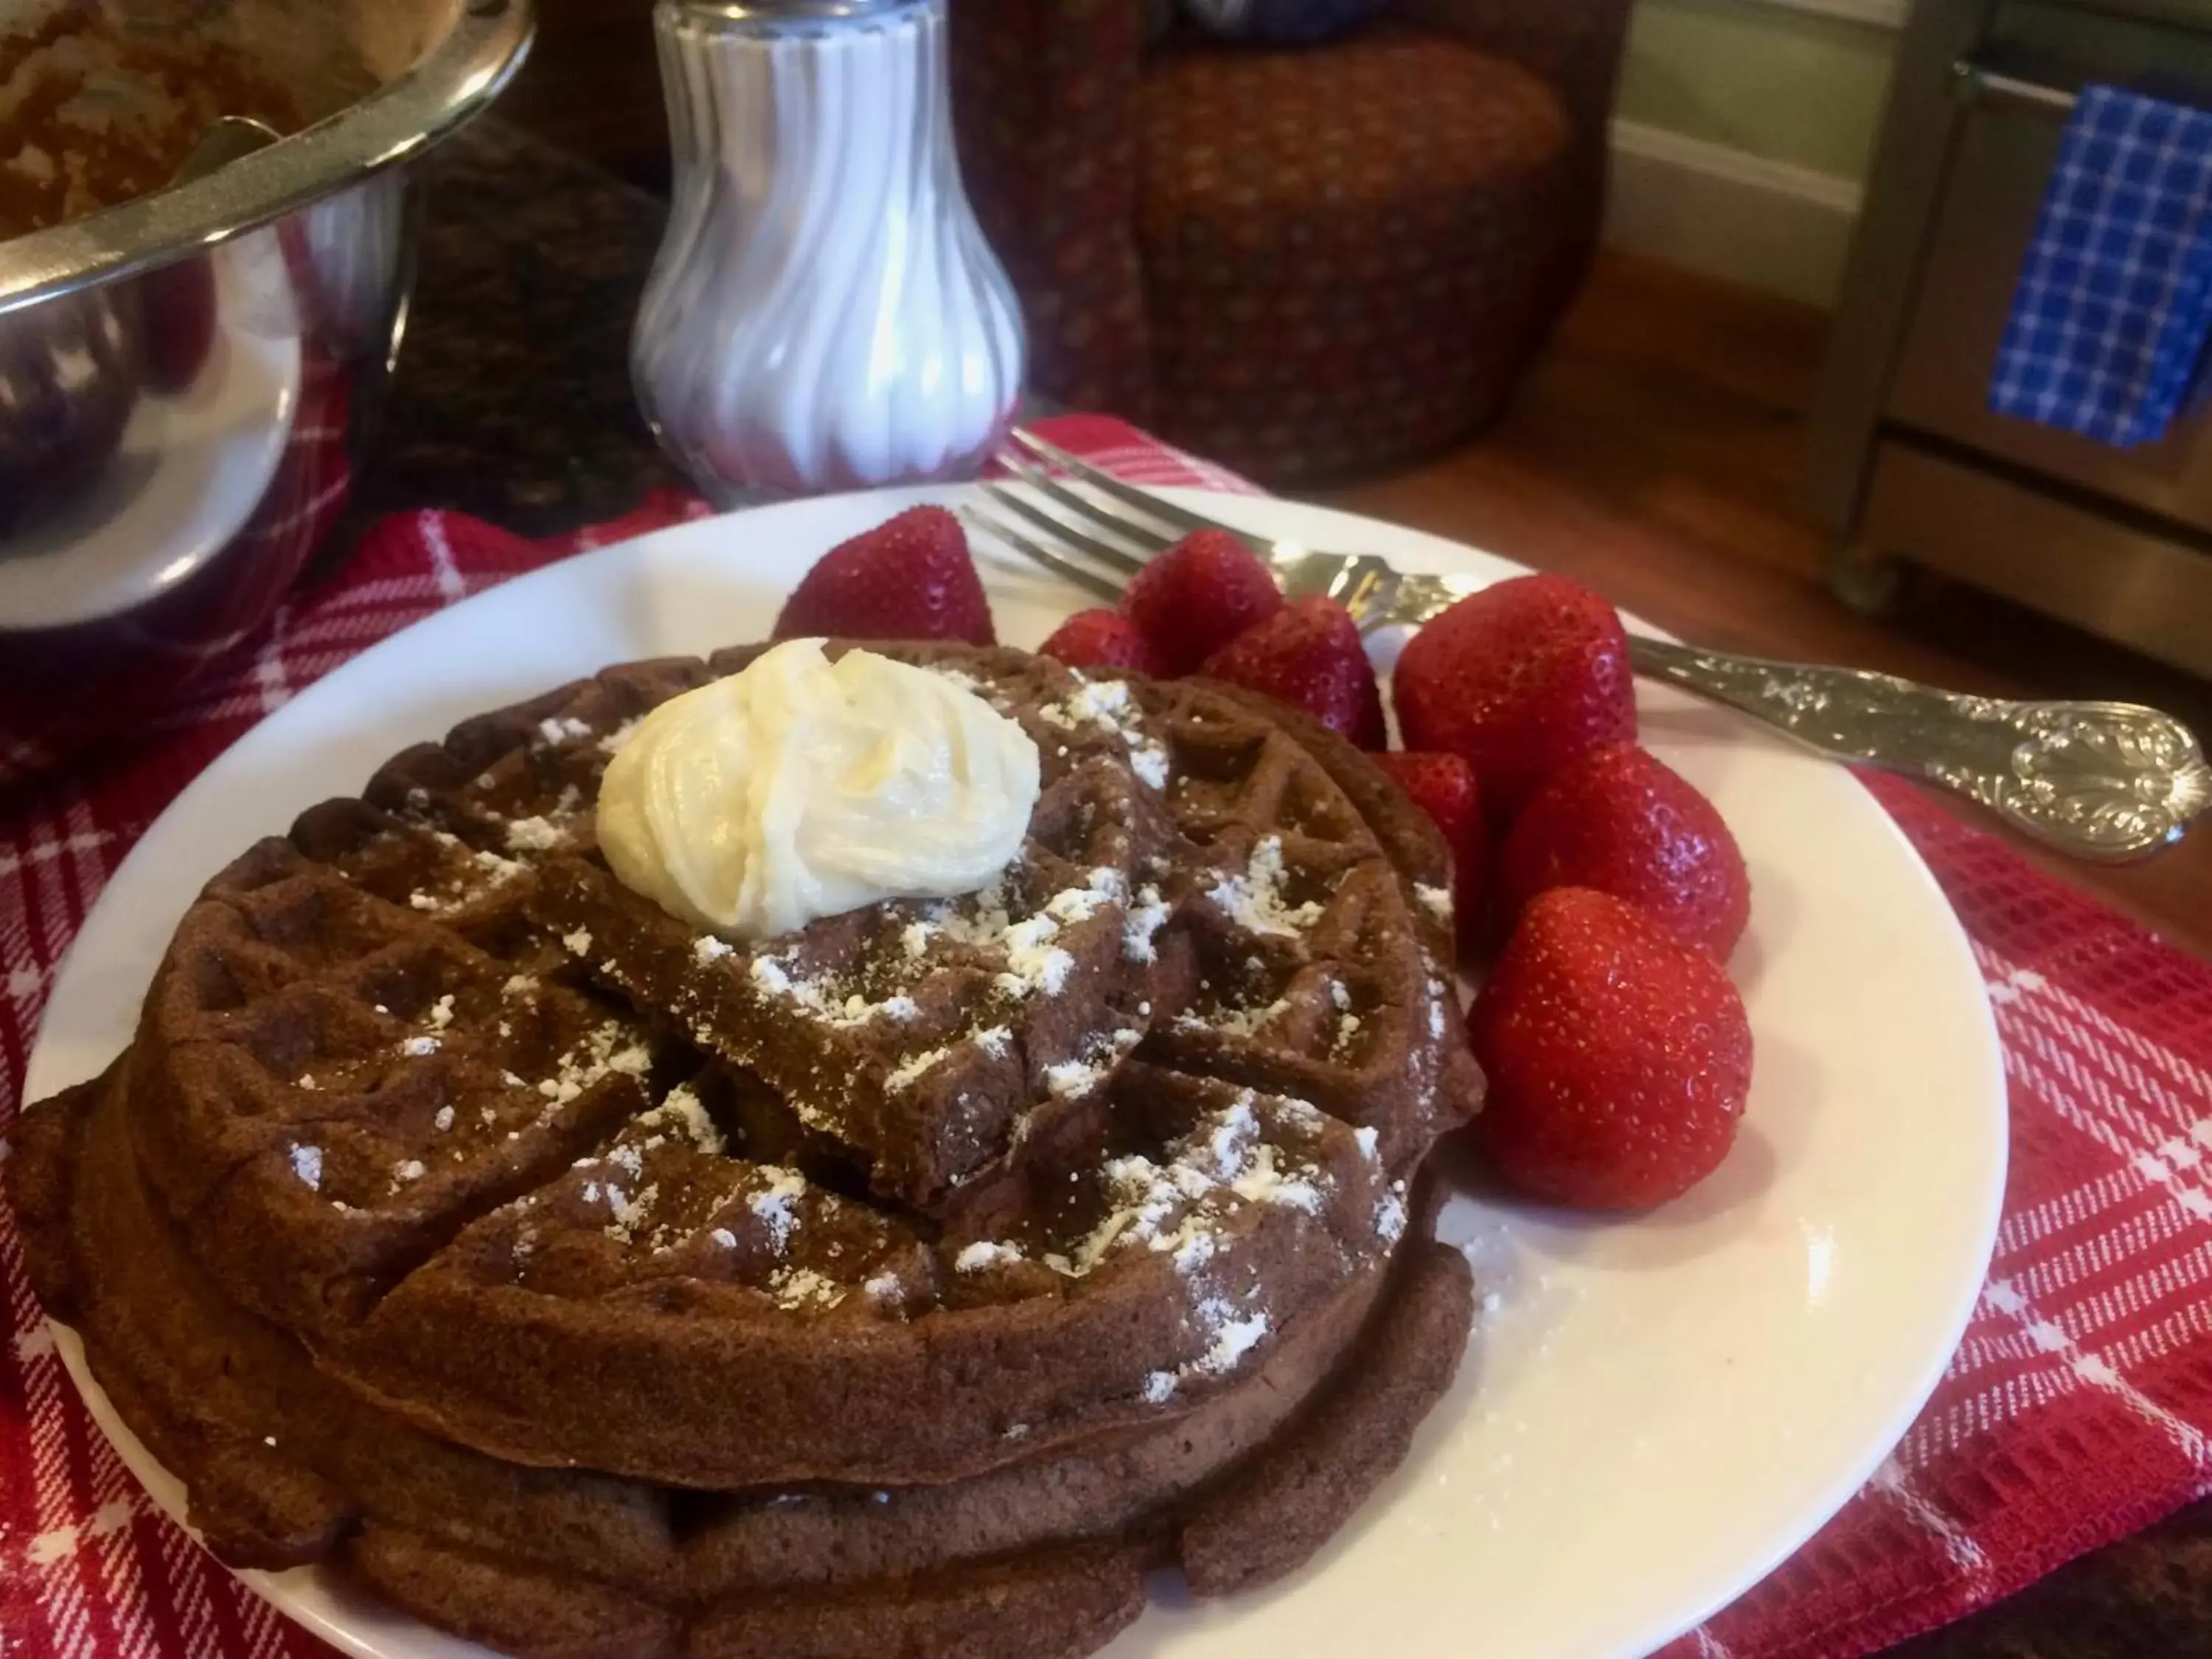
{"left": 4, "top": 414, "right": 2211, "bottom": 1659}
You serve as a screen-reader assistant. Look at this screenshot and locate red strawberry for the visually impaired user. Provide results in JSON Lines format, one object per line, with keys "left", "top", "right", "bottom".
{"left": 1200, "top": 596, "right": 1385, "bottom": 748}
{"left": 1498, "top": 743, "right": 1750, "bottom": 958}
{"left": 1394, "top": 574, "right": 1635, "bottom": 826}
{"left": 772, "top": 507, "right": 995, "bottom": 644}
{"left": 1120, "top": 529, "right": 1284, "bottom": 675}
{"left": 1039, "top": 608, "right": 1165, "bottom": 676}
{"left": 1472, "top": 888, "right": 1751, "bottom": 1209}
{"left": 1374, "top": 751, "right": 1486, "bottom": 945}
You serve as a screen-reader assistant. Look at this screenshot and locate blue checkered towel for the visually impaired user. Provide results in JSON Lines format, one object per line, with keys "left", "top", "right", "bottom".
{"left": 1990, "top": 85, "right": 2212, "bottom": 449}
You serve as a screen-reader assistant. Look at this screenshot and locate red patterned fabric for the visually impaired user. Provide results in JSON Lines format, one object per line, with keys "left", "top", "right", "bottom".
{"left": 1397, "top": 0, "right": 1633, "bottom": 293}
{"left": 949, "top": 0, "right": 1635, "bottom": 483}
{"left": 950, "top": 0, "right": 1155, "bottom": 418}
{"left": 1665, "top": 771, "right": 2212, "bottom": 1659}
{"left": 1399, "top": 0, "right": 1634, "bottom": 167}
{"left": 1138, "top": 31, "right": 1572, "bottom": 478}
{"left": 7, "top": 417, "right": 2212, "bottom": 1659}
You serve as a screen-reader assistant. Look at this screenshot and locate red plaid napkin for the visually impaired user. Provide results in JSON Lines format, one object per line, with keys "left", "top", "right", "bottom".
{"left": 4, "top": 414, "right": 2211, "bottom": 1659}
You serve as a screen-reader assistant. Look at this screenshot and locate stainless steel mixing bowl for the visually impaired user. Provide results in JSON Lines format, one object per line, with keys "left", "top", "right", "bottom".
{"left": 0, "top": 0, "right": 532, "bottom": 785}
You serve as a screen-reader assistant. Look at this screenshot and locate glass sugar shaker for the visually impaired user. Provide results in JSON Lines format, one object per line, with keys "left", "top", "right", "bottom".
{"left": 633, "top": 0, "right": 1026, "bottom": 501}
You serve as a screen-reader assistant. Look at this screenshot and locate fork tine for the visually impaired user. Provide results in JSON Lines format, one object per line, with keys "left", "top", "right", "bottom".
{"left": 1008, "top": 428, "right": 1241, "bottom": 543}
{"left": 998, "top": 456, "right": 1178, "bottom": 560}
{"left": 959, "top": 501, "right": 1126, "bottom": 606}
{"left": 984, "top": 476, "right": 1155, "bottom": 576}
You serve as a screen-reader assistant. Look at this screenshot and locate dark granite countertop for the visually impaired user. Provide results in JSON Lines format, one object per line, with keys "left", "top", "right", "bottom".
{"left": 343, "top": 119, "right": 2212, "bottom": 1659}
{"left": 338, "top": 120, "right": 688, "bottom": 539}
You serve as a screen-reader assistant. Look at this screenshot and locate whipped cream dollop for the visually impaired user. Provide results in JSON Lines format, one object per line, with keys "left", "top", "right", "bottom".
{"left": 597, "top": 640, "right": 1041, "bottom": 941}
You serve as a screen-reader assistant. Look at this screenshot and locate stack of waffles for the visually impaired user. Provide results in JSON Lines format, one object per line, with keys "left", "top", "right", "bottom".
{"left": 11, "top": 643, "right": 1481, "bottom": 1659}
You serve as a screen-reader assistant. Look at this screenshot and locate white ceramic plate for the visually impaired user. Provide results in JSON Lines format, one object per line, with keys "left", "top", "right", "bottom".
{"left": 28, "top": 484, "right": 2007, "bottom": 1659}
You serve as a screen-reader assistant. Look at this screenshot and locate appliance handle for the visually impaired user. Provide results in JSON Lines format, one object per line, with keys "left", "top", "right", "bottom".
{"left": 1952, "top": 60, "right": 2079, "bottom": 116}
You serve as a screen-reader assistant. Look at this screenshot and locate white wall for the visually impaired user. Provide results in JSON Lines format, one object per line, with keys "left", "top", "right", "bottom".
{"left": 1603, "top": 0, "right": 1907, "bottom": 306}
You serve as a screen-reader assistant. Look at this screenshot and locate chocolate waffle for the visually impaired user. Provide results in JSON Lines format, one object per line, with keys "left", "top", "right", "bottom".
{"left": 10, "top": 642, "right": 1481, "bottom": 1659}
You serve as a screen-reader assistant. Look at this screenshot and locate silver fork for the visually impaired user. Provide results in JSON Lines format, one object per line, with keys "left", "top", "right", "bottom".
{"left": 969, "top": 427, "right": 2212, "bottom": 863}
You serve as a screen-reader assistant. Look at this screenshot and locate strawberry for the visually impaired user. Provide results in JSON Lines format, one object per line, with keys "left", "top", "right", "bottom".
{"left": 1471, "top": 888, "right": 1751, "bottom": 1209}
{"left": 1200, "top": 596, "right": 1385, "bottom": 748}
{"left": 1498, "top": 743, "right": 1750, "bottom": 959}
{"left": 1039, "top": 608, "right": 1165, "bottom": 676}
{"left": 1120, "top": 529, "right": 1284, "bottom": 675}
{"left": 1393, "top": 573, "right": 1635, "bottom": 826}
{"left": 1373, "top": 751, "right": 1486, "bottom": 945}
{"left": 772, "top": 507, "right": 995, "bottom": 644}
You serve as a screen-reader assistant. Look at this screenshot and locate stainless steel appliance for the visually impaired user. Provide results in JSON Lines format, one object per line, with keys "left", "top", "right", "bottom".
{"left": 0, "top": 0, "right": 532, "bottom": 785}
{"left": 1809, "top": 0, "right": 2212, "bottom": 678}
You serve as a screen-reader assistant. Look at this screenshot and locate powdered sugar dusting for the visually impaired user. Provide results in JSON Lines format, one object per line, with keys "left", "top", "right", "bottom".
{"left": 1123, "top": 884, "right": 1172, "bottom": 964}
{"left": 1228, "top": 1143, "right": 1326, "bottom": 1214}
{"left": 1376, "top": 1178, "right": 1408, "bottom": 1243}
{"left": 1130, "top": 740, "right": 1169, "bottom": 790}
{"left": 1042, "top": 1026, "right": 1142, "bottom": 1102}
{"left": 473, "top": 846, "right": 526, "bottom": 880}
{"left": 1189, "top": 1298, "right": 1270, "bottom": 1375}
{"left": 1208, "top": 837, "right": 1323, "bottom": 937}
{"left": 532, "top": 1020, "right": 654, "bottom": 1112}
{"left": 1045, "top": 1090, "right": 1338, "bottom": 1283}
{"left": 751, "top": 956, "right": 926, "bottom": 1026}
{"left": 1037, "top": 671, "right": 1169, "bottom": 789}
{"left": 954, "top": 1239, "right": 1025, "bottom": 1273}
{"left": 998, "top": 917, "right": 1075, "bottom": 998}
{"left": 749, "top": 1167, "right": 809, "bottom": 1253}
{"left": 639, "top": 1085, "right": 725, "bottom": 1153}
{"left": 406, "top": 839, "right": 525, "bottom": 914}
{"left": 1184, "top": 996, "right": 1291, "bottom": 1040}
{"left": 886, "top": 1044, "right": 953, "bottom": 1093}
{"left": 770, "top": 1265, "right": 846, "bottom": 1310}
{"left": 288, "top": 1144, "right": 321, "bottom": 1190}
{"left": 506, "top": 815, "right": 565, "bottom": 852}
{"left": 923, "top": 865, "right": 1124, "bottom": 1003}
{"left": 602, "top": 1181, "right": 662, "bottom": 1245}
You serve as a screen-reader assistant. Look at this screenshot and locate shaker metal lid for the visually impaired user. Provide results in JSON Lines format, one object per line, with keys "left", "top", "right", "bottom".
{"left": 668, "top": 0, "right": 933, "bottom": 20}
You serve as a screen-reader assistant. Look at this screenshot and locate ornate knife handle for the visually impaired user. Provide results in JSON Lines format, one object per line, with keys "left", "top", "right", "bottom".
{"left": 1626, "top": 638, "right": 2212, "bottom": 860}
